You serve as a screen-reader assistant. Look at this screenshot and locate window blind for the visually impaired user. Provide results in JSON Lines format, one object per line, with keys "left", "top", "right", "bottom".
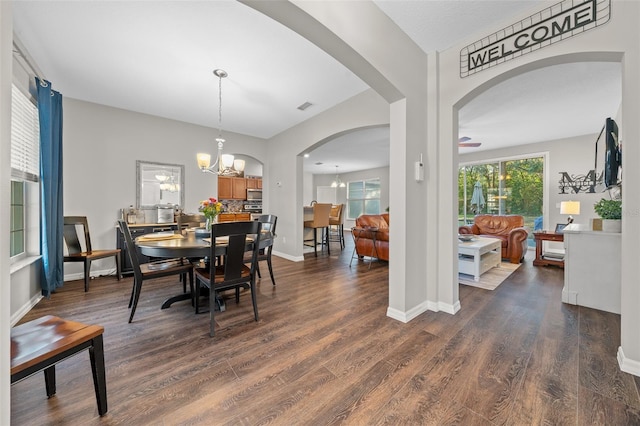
{"left": 11, "top": 84, "right": 40, "bottom": 182}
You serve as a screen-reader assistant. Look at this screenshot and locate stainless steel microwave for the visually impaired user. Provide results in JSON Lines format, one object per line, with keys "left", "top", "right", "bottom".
{"left": 246, "top": 189, "right": 262, "bottom": 201}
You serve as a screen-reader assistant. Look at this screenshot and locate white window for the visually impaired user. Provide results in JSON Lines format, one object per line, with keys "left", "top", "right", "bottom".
{"left": 10, "top": 84, "right": 40, "bottom": 260}
{"left": 347, "top": 178, "right": 381, "bottom": 220}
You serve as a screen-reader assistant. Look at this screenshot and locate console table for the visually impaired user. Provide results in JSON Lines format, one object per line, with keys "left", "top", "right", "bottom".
{"left": 563, "top": 224, "right": 621, "bottom": 314}
{"left": 533, "top": 231, "right": 564, "bottom": 268}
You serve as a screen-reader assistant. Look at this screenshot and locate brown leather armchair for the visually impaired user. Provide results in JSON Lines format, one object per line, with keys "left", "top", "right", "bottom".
{"left": 352, "top": 213, "right": 389, "bottom": 261}
{"left": 459, "top": 214, "right": 528, "bottom": 264}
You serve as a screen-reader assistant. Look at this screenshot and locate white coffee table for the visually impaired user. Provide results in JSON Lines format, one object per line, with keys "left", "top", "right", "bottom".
{"left": 458, "top": 236, "right": 502, "bottom": 281}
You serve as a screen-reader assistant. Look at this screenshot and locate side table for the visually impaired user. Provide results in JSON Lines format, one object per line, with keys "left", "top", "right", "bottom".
{"left": 350, "top": 226, "right": 379, "bottom": 269}
{"left": 533, "top": 231, "right": 564, "bottom": 268}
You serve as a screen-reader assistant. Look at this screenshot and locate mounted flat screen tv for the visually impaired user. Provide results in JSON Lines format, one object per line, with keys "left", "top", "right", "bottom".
{"left": 603, "top": 117, "right": 621, "bottom": 189}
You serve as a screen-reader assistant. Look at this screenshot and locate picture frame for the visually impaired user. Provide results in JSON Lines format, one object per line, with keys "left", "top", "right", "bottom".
{"left": 555, "top": 223, "right": 567, "bottom": 234}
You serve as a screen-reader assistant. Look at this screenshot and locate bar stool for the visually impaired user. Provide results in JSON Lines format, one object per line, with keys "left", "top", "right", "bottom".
{"left": 303, "top": 203, "right": 332, "bottom": 257}
{"left": 328, "top": 204, "right": 345, "bottom": 249}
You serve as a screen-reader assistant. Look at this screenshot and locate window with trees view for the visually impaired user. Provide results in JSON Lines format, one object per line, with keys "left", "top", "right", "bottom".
{"left": 459, "top": 156, "right": 544, "bottom": 236}
{"left": 347, "top": 178, "right": 381, "bottom": 220}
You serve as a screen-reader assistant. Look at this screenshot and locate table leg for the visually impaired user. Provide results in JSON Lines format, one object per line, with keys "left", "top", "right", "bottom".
{"left": 474, "top": 251, "right": 480, "bottom": 281}
{"left": 161, "top": 293, "right": 192, "bottom": 309}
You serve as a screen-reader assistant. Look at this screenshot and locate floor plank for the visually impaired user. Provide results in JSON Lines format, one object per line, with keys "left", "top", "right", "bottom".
{"left": 10, "top": 238, "right": 640, "bottom": 425}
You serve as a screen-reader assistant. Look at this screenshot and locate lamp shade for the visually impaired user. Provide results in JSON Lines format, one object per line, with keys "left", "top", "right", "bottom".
{"left": 197, "top": 153, "right": 211, "bottom": 169}
{"left": 560, "top": 201, "right": 581, "bottom": 215}
{"left": 233, "top": 159, "right": 245, "bottom": 172}
{"left": 221, "top": 154, "right": 234, "bottom": 169}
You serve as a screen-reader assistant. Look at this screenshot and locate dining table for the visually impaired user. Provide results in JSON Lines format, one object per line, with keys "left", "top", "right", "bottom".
{"left": 135, "top": 229, "right": 273, "bottom": 311}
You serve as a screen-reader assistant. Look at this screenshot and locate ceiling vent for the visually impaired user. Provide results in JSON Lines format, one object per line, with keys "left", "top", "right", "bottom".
{"left": 297, "top": 101, "right": 313, "bottom": 111}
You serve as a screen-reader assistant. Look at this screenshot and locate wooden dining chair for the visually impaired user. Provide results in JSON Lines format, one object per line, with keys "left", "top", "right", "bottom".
{"left": 303, "top": 203, "right": 332, "bottom": 257}
{"left": 246, "top": 214, "right": 278, "bottom": 285}
{"left": 117, "top": 220, "right": 194, "bottom": 323}
{"left": 176, "top": 213, "right": 205, "bottom": 231}
{"left": 194, "top": 221, "right": 262, "bottom": 337}
{"left": 63, "top": 216, "right": 121, "bottom": 292}
{"left": 176, "top": 212, "right": 206, "bottom": 291}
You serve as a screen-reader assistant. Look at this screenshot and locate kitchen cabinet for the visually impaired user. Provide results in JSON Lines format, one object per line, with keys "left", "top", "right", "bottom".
{"left": 218, "top": 176, "right": 247, "bottom": 200}
{"left": 116, "top": 223, "right": 178, "bottom": 275}
{"left": 246, "top": 178, "right": 262, "bottom": 189}
{"left": 218, "top": 213, "right": 251, "bottom": 222}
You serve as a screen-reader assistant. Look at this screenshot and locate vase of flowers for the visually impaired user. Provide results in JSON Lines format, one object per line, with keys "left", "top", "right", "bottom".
{"left": 199, "top": 197, "right": 223, "bottom": 230}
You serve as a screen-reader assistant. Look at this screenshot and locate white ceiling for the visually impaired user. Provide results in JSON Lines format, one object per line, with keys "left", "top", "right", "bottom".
{"left": 12, "top": 1, "right": 621, "bottom": 175}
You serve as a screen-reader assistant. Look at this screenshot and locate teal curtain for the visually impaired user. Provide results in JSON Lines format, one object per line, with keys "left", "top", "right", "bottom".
{"left": 37, "top": 77, "right": 64, "bottom": 297}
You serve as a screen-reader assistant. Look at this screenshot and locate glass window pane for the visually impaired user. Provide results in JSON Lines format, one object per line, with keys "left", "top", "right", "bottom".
{"left": 11, "top": 230, "right": 24, "bottom": 257}
{"left": 364, "top": 179, "right": 380, "bottom": 199}
{"left": 348, "top": 181, "right": 364, "bottom": 200}
{"left": 348, "top": 200, "right": 362, "bottom": 219}
{"left": 11, "top": 205, "right": 23, "bottom": 230}
{"left": 11, "top": 180, "right": 23, "bottom": 203}
{"left": 10, "top": 180, "right": 25, "bottom": 257}
{"left": 364, "top": 200, "right": 380, "bottom": 214}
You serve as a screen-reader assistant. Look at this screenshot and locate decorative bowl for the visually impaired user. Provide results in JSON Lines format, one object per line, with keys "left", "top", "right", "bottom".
{"left": 458, "top": 234, "right": 475, "bottom": 242}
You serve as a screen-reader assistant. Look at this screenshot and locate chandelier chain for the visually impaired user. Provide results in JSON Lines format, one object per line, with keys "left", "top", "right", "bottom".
{"left": 217, "top": 72, "right": 223, "bottom": 140}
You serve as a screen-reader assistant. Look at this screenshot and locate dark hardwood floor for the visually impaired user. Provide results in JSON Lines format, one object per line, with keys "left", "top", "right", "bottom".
{"left": 11, "top": 237, "right": 640, "bottom": 425}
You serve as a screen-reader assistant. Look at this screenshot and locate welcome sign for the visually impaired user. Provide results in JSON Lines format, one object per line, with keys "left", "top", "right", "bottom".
{"left": 460, "top": 0, "right": 610, "bottom": 77}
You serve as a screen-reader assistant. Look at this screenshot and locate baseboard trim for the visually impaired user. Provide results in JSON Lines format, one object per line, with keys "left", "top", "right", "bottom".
{"left": 11, "top": 292, "right": 43, "bottom": 326}
{"left": 63, "top": 268, "right": 118, "bottom": 282}
{"left": 618, "top": 346, "right": 640, "bottom": 377}
{"left": 272, "top": 250, "right": 304, "bottom": 262}
{"left": 562, "top": 287, "right": 578, "bottom": 304}
{"left": 387, "top": 298, "right": 459, "bottom": 323}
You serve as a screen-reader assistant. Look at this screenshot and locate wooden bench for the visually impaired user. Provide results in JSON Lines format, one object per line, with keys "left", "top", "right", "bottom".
{"left": 11, "top": 315, "right": 108, "bottom": 416}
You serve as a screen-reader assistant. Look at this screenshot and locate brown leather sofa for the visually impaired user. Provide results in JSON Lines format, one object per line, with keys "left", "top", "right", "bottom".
{"left": 459, "top": 214, "right": 528, "bottom": 264}
{"left": 352, "top": 213, "right": 389, "bottom": 261}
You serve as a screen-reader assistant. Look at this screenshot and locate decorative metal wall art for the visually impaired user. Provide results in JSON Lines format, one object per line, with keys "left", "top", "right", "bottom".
{"left": 460, "top": 0, "right": 611, "bottom": 77}
{"left": 558, "top": 169, "right": 603, "bottom": 194}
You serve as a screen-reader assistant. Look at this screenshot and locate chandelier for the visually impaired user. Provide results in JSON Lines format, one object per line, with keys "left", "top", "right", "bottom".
{"left": 156, "top": 171, "right": 179, "bottom": 192}
{"left": 196, "top": 69, "right": 245, "bottom": 176}
{"left": 331, "top": 165, "right": 346, "bottom": 188}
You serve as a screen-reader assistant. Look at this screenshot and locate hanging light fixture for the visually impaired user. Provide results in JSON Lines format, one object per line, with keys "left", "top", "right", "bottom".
{"left": 156, "top": 169, "right": 179, "bottom": 192}
{"left": 196, "top": 69, "right": 243, "bottom": 176}
{"left": 331, "top": 165, "right": 346, "bottom": 188}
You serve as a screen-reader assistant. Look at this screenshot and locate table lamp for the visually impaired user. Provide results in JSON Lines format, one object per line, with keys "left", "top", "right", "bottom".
{"left": 560, "top": 200, "right": 580, "bottom": 223}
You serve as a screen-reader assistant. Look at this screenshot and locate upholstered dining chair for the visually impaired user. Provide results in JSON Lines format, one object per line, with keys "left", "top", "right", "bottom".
{"left": 328, "top": 204, "right": 345, "bottom": 249}
{"left": 117, "top": 220, "right": 194, "bottom": 323}
{"left": 303, "top": 203, "right": 332, "bottom": 257}
{"left": 63, "top": 216, "right": 121, "bottom": 292}
{"left": 194, "top": 220, "right": 262, "bottom": 337}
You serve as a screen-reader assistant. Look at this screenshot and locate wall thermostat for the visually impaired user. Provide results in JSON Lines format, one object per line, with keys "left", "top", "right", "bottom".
{"left": 415, "top": 154, "right": 424, "bottom": 182}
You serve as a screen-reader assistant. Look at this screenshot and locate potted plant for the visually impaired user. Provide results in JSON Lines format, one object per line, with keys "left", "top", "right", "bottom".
{"left": 594, "top": 198, "right": 622, "bottom": 232}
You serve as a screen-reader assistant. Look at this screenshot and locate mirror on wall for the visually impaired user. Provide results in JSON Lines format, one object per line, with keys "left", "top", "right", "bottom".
{"left": 136, "top": 160, "right": 185, "bottom": 208}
